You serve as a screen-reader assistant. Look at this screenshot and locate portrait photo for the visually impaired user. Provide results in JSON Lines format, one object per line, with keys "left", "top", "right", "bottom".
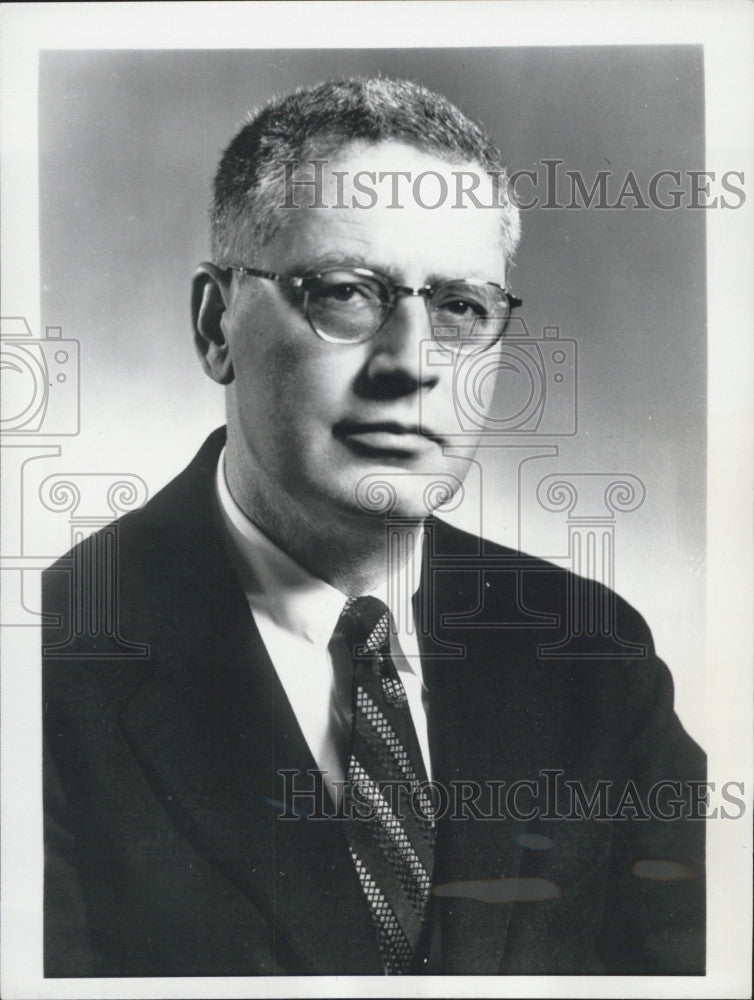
{"left": 0, "top": 4, "right": 751, "bottom": 999}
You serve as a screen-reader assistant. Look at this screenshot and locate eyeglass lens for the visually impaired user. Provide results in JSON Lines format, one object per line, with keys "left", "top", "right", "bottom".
{"left": 305, "top": 270, "right": 510, "bottom": 347}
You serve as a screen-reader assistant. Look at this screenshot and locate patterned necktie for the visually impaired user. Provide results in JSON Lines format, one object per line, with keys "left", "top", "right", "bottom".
{"left": 331, "top": 596, "right": 436, "bottom": 974}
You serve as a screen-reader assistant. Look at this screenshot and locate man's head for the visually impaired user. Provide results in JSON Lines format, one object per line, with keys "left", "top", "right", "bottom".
{"left": 193, "top": 77, "right": 521, "bottom": 551}
{"left": 210, "top": 76, "right": 520, "bottom": 265}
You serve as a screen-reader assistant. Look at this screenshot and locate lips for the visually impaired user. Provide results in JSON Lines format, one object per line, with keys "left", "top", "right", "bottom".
{"left": 334, "top": 419, "right": 445, "bottom": 455}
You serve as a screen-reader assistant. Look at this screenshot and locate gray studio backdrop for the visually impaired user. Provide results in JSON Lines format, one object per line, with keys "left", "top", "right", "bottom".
{"left": 37, "top": 47, "right": 706, "bottom": 739}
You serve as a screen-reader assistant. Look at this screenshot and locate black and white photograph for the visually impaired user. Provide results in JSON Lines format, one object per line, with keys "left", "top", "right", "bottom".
{"left": 0, "top": 3, "right": 751, "bottom": 998}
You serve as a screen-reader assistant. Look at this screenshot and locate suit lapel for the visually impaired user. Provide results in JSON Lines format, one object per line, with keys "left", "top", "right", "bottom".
{"left": 418, "top": 518, "right": 534, "bottom": 975}
{"left": 123, "top": 612, "right": 382, "bottom": 974}
{"left": 121, "top": 434, "right": 382, "bottom": 975}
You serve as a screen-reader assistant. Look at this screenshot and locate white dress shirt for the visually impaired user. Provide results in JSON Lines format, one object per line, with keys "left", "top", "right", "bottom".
{"left": 214, "top": 450, "right": 431, "bottom": 803}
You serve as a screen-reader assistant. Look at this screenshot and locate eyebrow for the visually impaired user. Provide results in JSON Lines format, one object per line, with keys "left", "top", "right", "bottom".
{"left": 283, "top": 253, "right": 395, "bottom": 276}
{"left": 282, "top": 254, "right": 499, "bottom": 286}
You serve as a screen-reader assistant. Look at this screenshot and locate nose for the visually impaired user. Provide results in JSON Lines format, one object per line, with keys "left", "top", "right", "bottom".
{"left": 361, "top": 293, "right": 439, "bottom": 396}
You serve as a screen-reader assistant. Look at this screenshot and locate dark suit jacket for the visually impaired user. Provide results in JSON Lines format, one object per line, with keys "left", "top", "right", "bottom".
{"left": 43, "top": 428, "right": 705, "bottom": 977}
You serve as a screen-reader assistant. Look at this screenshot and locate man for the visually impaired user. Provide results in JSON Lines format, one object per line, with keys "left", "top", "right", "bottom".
{"left": 43, "top": 77, "right": 705, "bottom": 977}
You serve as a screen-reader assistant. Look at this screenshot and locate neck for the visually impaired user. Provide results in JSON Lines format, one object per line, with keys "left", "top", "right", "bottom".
{"left": 224, "top": 454, "right": 425, "bottom": 597}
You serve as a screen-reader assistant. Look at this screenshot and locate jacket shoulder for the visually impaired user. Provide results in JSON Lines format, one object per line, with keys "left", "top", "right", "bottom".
{"left": 42, "top": 427, "right": 232, "bottom": 673}
{"left": 431, "top": 515, "right": 653, "bottom": 639}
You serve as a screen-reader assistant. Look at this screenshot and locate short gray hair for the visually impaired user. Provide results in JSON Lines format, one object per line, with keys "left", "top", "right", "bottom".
{"left": 211, "top": 76, "right": 521, "bottom": 265}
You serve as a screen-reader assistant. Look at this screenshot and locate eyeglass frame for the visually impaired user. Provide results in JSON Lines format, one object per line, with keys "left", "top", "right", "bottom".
{"left": 221, "top": 263, "right": 522, "bottom": 349}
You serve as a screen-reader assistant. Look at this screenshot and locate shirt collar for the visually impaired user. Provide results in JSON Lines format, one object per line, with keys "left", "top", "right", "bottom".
{"left": 215, "top": 447, "right": 425, "bottom": 656}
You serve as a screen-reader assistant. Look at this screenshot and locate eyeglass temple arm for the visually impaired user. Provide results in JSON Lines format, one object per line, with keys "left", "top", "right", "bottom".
{"left": 225, "top": 265, "right": 313, "bottom": 291}
{"left": 226, "top": 265, "right": 281, "bottom": 281}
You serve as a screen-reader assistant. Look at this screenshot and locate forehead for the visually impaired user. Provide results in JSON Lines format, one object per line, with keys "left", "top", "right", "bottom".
{"left": 258, "top": 140, "right": 508, "bottom": 284}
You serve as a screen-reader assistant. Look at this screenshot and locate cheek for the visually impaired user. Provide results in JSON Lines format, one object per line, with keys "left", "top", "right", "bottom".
{"left": 275, "top": 344, "right": 357, "bottom": 415}
{"left": 234, "top": 330, "right": 306, "bottom": 415}
{"left": 229, "top": 304, "right": 361, "bottom": 436}
{"left": 239, "top": 345, "right": 352, "bottom": 457}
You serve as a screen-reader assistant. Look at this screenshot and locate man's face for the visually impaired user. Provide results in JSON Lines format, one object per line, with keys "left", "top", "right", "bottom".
{"left": 221, "top": 141, "right": 508, "bottom": 528}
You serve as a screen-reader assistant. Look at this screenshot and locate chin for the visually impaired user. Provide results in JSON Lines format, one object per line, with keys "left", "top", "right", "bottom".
{"left": 340, "top": 474, "right": 460, "bottom": 523}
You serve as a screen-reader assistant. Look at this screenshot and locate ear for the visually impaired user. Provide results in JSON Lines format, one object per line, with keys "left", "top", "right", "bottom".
{"left": 192, "top": 262, "right": 235, "bottom": 385}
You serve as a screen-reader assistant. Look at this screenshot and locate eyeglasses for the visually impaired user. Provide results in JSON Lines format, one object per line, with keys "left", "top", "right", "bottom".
{"left": 223, "top": 263, "right": 522, "bottom": 352}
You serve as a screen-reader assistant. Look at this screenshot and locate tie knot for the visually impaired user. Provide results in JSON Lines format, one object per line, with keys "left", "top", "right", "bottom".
{"left": 337, "top": 595, "right": 392, "bottom": 657}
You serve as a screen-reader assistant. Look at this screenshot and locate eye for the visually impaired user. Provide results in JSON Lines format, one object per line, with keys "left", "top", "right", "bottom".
{"left": 319, "top": 282, "right": 367, "bottom": 303}
{"left": 435, "top": 295, "right": 488, "bottom": 318}
{"left": 308, "top": 271, "right": 383, "bottom": 308}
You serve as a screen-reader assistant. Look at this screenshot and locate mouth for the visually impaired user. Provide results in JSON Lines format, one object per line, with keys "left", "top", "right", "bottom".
{"left": 334, "top": 420, "right": 446, "bottom": 456}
